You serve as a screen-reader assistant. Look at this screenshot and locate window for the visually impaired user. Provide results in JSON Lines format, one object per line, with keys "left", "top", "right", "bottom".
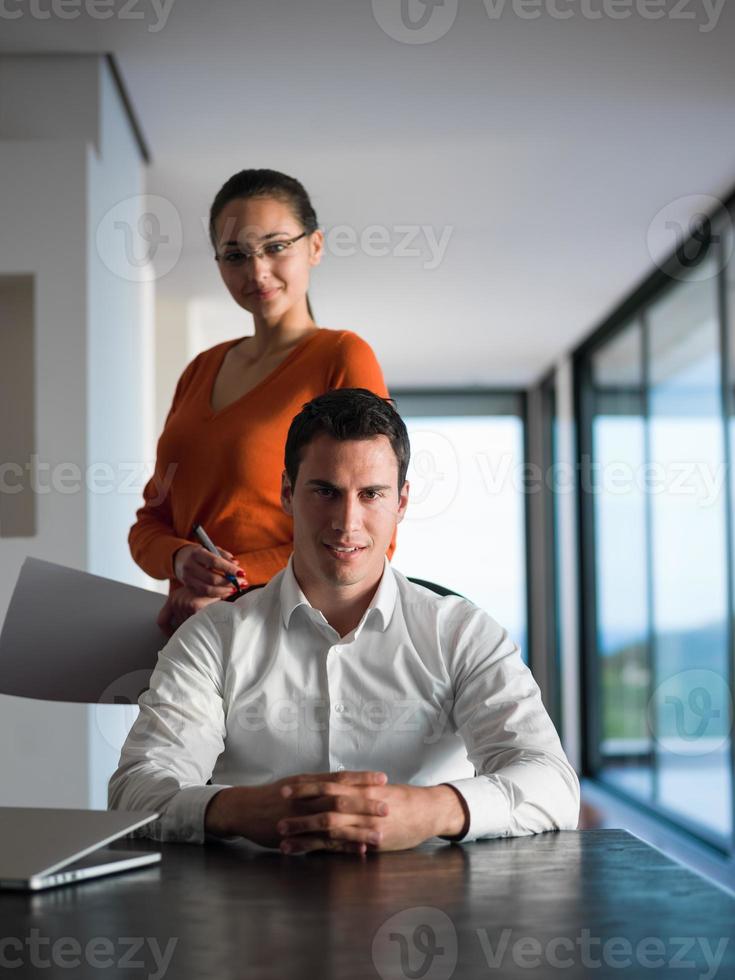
{"left": 391, "top": 392, "right": 528, "bottom": 658}
{"left": 648, "top": 265, "right": 731, "bottom": 838}
{"left": 590, "top": 322, "right": 652, "bottom": 801}
{"left": 577, "top": 217, "right": 734, "bottom": 851}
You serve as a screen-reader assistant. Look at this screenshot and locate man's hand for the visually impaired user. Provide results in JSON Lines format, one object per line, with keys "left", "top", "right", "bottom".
{"left": 275, "top": 776, "right": 469, "bottom": 854}
{"left": 157, "top": 587, "right": 221, "bottom": 635}
{"left": 204, "top": 771, "right": 391, "bottom": 854}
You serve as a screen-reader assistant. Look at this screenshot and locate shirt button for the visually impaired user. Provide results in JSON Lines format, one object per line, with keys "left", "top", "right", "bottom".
{"left": 334, "top": 703, "right": 345, "bottom": 713}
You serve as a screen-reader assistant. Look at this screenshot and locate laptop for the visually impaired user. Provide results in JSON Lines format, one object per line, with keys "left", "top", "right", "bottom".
{"left": 0, "top": 807, "right": 161, "bottom": 891}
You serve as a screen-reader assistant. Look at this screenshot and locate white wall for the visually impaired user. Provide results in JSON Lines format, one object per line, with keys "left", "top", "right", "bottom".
{"left": 0, "top": 54, "right": 100, "bottom": 148}
{"left": 0, "top": 136, "right": 90, "bottom": 806}
{"left": 87, "top": 57, "right": 154, "bottom": 587}
{"left": 86, "top": 58, "right": 156, "bottom": 806}
{"left": 0, "top": 139, "right": 88, "bottom": 615}
{"left": 0, "top": 55, "right": 150, "bottom": 807}
{"left": 153, "top": 294, "right": 190, "bottom": 440}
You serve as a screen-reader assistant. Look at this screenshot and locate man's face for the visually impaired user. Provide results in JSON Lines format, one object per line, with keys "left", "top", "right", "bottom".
{"left": 281, "top": 434, "right": 409, "bottom": 598}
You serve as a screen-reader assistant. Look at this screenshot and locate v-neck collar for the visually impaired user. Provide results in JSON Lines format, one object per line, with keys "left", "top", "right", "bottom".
{"left": 206, "top": 328, "right": 322, "bottom": 419}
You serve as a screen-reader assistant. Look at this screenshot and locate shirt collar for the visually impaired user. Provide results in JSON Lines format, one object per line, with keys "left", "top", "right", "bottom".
{"left": 280, "top": 555, "right": 398, "bottom": 636}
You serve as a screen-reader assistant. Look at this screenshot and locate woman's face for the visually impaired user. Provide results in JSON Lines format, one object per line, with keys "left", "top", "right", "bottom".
{"left": 213, "top": 195, "right": 323, "bottom": 321}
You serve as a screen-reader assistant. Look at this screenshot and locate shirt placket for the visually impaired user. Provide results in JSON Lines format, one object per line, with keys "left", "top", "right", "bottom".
{"left": 325, "top": 639, "right": 350, "bottom": 773}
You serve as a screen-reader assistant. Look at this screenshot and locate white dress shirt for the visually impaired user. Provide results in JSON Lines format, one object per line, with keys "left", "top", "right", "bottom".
{"left": 109, "top": 559, "right": 580, "bottom": 844}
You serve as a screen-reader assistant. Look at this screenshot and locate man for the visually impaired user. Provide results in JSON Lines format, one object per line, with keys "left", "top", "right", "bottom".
{"left": 110, "top": 389, "right": 579, "bottom": 854}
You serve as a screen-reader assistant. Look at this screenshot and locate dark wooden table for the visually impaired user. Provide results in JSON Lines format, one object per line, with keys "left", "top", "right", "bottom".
{"left": 1, "top": 829, "right": 733, "bottom": 978}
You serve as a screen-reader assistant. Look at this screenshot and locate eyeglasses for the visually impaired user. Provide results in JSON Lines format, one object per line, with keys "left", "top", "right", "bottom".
{"left": 216, "top": 231, "right": 308, "bottom": 266}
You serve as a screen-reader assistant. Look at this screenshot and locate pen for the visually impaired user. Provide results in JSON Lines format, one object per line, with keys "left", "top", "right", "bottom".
{"left": 192, "top": 523, "right": 241, "bottom": 590}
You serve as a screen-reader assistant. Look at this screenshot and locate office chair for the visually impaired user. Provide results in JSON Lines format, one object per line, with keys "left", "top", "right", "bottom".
{"left": 407, "top": 577, "right": 462, "bottom": 598}
{"left": 0, "top": 560, "right": 463, "bottom": 706}
{"left": 227, "top": 577, "right": 463, "bottom": 602}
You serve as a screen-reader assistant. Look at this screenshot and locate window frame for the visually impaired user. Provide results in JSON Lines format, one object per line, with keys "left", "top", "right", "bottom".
{"left": 573, "top": 200, "right": 735, "bottom": 864}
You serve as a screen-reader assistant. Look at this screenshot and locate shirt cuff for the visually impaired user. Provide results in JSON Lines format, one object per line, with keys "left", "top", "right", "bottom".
{"left": 144, "top": 784, "right": 230, "bottom": 844}
{"left": 440, "top": 776, "right": 512, "bottom": 843}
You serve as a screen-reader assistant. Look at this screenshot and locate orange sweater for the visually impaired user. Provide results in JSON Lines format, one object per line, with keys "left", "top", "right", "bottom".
{"left": 129, "top": 328, "right": 393, "bottom": 589}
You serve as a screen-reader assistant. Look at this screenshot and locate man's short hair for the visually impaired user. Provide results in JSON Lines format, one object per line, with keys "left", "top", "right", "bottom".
{"left": 284, "top": 388, "right": 410, "bottom": 489}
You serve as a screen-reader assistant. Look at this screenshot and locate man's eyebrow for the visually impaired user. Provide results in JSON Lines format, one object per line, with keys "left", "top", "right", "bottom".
{"left": 222, "top": 231, "right": 290, "bottom": 246}
{"left": 306, "top": 479, "right": 338, "bottom": 489}
{"left": 305, "top": 479, "right": 392, "bottom": 492}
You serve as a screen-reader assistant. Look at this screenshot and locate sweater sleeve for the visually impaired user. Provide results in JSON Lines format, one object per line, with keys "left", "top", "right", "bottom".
{"left": 328, "top": 331, "right": 390, "bottom": 398}
{"left": 128, "top": 358, "right": 200, "bottom": 581}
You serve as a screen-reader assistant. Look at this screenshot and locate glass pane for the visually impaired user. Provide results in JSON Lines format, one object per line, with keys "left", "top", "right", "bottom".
{"left": 648, "top": 263, "right": 732, "bottom": 841}
{"left": 591, "top": 321, "right": 653, "bottom": 800}
{"left": 391, "top": 415, "right": 527, "bottom": 656}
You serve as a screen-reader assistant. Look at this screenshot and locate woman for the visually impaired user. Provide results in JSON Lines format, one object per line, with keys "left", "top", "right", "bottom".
{"left": 130, "top": 169, "right": 391, "bottom": 632}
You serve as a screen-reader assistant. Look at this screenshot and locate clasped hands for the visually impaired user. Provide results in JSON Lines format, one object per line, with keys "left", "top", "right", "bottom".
{"left": 206, "top": 770, "right": 468, "bottom": 856}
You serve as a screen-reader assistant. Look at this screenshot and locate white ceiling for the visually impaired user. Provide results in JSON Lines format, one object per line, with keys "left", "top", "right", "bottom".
{"left": 4, "top": 0, "right": 735, "bottom": 385}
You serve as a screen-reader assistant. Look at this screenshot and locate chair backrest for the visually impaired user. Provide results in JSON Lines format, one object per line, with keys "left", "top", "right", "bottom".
{"left": 407, "top": 577, "right": 463, "bottom": 598}
{"left": 0, "top": 561, "right": 464, "bottom": 706}
{"left": 233, "top": 579, "right": 464, "bottom": 599}
{"left": 0, "top": 558, "right": 164, "bottom": 705}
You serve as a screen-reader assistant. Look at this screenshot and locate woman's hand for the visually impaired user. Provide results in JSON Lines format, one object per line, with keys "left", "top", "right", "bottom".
{"left": 173, "top": 544, "right": 247, "bottom": 597}
{"left": 156, "top": 544, "right": 248, "bottom": 634}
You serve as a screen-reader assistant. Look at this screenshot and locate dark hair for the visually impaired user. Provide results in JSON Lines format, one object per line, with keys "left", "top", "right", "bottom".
{"left": 209, "top": 168, "right": 319, "bottom": 320}
{"left": 285, "top": 388, "right": 410, "bottom": 490}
